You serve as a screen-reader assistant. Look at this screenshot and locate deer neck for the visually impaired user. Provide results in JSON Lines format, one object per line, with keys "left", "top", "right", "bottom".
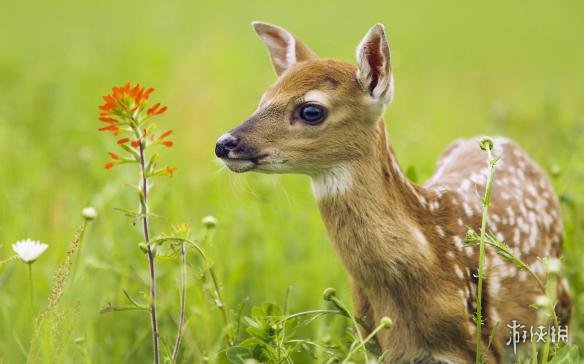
{"left": 311, "top": 119, "right": 434, "bottom": 289}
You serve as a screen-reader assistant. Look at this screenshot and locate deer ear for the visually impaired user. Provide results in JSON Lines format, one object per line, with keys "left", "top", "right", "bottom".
{"left": 356, "top": 24, "right": 393, "bottom": 103}
{"left": 252, "top": 21, "right": 317, "bottom": 76}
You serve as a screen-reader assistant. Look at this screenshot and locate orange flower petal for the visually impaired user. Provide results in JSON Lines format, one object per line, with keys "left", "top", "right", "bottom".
{"left": 99, "top": 116, "right": 117, "bottom": 123}
{"left": 98, "top": 124, "right": 120, "bottom": 133}
{"left": 154, "top": 106, "right": 167, "bottom": 115}
{"left": 166, "top": 166, "right": 177, "bottom": 176}
{"left": 104, "top": 162, "right": 115, "bottom": 170}
{"left": 129, "top": 84, "right": 140, "bottom": 98}
{"left": 147, "top": 102, "right": 160, "bottom": 116}
{"left": 103, "top": 95, "right": 116, "bottom": 104}
{"left": 159, "top": 130, "right": 173, "bottom": 140}
{"left": 161, "top": 141, "right": 173, "bottom": 148}
{"left": 108, "top": 152, "right": 120, "bottom": 160}
{"left": 135, "top": 87, "right": 145, "bottom": 104}
{"left": 144, "top": 87, "right": 155, "bottom": 99}
{"left": 117, "top": 138, "right": 130, "bottom": 145}
{"left": 131, "top": 140, "right": 141, "bottom": 148}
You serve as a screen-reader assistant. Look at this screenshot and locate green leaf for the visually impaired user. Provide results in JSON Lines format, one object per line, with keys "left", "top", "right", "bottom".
{"left": 549, "top": 345, "right": 580, "bottom": 363}
{"left": 262, "top": 302, "right": 283, "bottom": 317}
{"left": 225, "top": 346, "right": 253, "bottom": 364}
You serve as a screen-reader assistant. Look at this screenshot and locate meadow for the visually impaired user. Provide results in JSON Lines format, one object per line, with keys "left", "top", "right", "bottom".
{"left": 0, "top": 0, "right": 583, "bottom": 362}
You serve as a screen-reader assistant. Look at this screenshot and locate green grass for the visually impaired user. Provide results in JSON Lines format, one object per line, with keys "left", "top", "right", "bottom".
{"left": 0, "top": 0, "right": 583, "bottom": 362}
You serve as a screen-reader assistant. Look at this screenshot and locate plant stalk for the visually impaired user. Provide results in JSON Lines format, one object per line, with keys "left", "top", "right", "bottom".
{"left": 139, "top": 140, "right": 160, "bottom": 364}
{"left": 342, "top": 321, "right": 387, "bottom": 364}
{"left": 202, "top": 228, "right": 233, "bottom": 345}
{"left": 28, "top": 263, "right": 34, "bottom": 309}
{"left": 172, "top": 242, "right": 187, "bottom": 362}
{"left": 476, "top": 147, "right": 497, "bottom": 363}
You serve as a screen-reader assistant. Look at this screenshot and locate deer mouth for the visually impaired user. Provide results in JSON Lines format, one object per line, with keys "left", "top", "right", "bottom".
{"left": 220, "top": 154, "right": 270, "bottom": 173}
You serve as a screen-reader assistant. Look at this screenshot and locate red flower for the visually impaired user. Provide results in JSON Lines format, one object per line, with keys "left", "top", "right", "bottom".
{"left": 104, "top": 162, "right": 115, "bottom": 170}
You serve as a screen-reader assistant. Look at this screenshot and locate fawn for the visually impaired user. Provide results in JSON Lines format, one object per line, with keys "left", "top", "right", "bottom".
{"left": 215, "top": 22, "right": 572, "bottom": 363}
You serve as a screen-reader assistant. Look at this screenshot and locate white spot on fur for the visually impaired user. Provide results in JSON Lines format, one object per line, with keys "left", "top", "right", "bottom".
{"left": 435, "top": 225, "right": 446, "bottom": 237}
{"left": 463, "top": 203, "right": 473, "bottom": 217}
{"left": 513, "top": 148, "right": 522, "bottom": 158}
{"left": 446, "top": 251, "right": 456, "bottom": 259}
{"left": 453, "top": 264, "right": 464, "bottom": 280}
{"left": 460, "top": 179, "right": 471, "bottom": 191}
{"left": 453, "top": 236, "right": 464, "bottom": 251}
{"left": 491, "top": 308, "right": 501, "bottom": 325}
{"left": 489, "top": 276, "right": 501, "bottom": 297}
{"left": 513, "top": 228, "right": 520, "bottom": 244}
{"left": 311, "top": 166, "right": 352, "bottom": 199}
{"left": 409, "top": 225, "right": 433, "bottom": 259}
{"left": 467, "top": 321, "right": 476, "bottom": 335}
{"left": 458, "top": 289, "right": 466, "bottom": 307}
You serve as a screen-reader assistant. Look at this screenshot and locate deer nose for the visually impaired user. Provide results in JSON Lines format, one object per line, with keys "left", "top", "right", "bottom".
{"left": 215, "top": 133, "right": 239, "bottom": 158}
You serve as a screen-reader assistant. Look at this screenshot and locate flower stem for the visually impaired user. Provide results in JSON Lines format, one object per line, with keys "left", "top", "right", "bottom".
{"left": 476, "top": 147, "right": 497, "bottom": 363}
{"left": 171, "top": 242, "right": 187, "bottom": 362}
{"left": 201, "top": 228, "right": 233, "bottom": 345}
{"left": 342, "top": 319, "right": 391, "bottom": 364}
{"left": 28, "top": 263, "right": 34, "bottom": 309}
{"left": 71, "top": 220, "right": 89, "bottom": 285}
{"left": 326, "top": 294, "right": 369, "bottom": 362}
{"left": 139, "top": 140, "right": 159, "bottom": 364}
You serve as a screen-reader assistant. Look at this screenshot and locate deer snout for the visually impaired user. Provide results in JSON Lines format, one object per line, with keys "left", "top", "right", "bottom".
{"left": 215, "top": 133, "right": 239, "bottom": 158}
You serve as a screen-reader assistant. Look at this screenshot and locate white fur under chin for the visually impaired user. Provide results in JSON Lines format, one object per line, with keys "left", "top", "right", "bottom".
{"left": 311, "top": 166, "right": 352, "bottom": 200}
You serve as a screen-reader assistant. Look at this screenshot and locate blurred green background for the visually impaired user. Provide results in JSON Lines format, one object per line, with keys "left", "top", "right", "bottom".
{"left": 0, "top": 0, "right": 583, "bottom": 362}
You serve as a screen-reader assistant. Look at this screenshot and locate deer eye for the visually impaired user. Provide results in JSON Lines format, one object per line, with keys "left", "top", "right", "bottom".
{"left": 298, "top": 103, "right": 327, "bottom": 125}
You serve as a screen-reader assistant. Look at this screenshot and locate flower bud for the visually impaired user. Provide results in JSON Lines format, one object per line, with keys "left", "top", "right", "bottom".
{"left": 545, "top": 258, "right": 561, "bottom": 276}
{"left": 479, "top": 136, "right": 494, "bottom": 151}
{"left": 380, "top": 316, "right": 393, "bottom": 329}
{"left": 551, "top": 162, "right": 561, "bottom": 177}
{"left": 202, "top": 216, "right": 218, "bottom": 229}
{"left": 82, "top": 207, "right": 98, "bottom": 221}
{"left": 534, "top": 295, "right": 551, "bottom": 308}
{"left": 323, "top": 287, "right": 336, "bottom": 301}
{"left": 138, "top": 243, "right": 149, "bottom": 254}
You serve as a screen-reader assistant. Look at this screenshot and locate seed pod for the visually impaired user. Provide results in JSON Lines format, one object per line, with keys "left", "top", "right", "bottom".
{"left": 82, "top": 207, "right": 98, "bottom": 221}
{"left": 479, "top": 136, "right": 494, "bottom": 151}
{"left": 323, "top": 287, "right": 336, "bottom": 301}
{"left": 202, "top": 216, "right": 218, "bottom": 229}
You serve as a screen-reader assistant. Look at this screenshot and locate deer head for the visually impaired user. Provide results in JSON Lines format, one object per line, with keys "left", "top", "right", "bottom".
{"left": 215, "top": 22, "right": 394, "bottom": 176}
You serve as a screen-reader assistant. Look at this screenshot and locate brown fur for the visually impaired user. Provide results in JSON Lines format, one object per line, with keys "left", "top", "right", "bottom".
{"left": 217, "top": 22, "right": 572, "bottom": 363}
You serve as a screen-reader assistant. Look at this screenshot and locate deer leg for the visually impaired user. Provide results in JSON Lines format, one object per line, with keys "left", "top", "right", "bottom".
{"left": 351, "top": 282, "right": 383, "bottom": 355}
{"left": 556, "top": 277, "right": 573, "bottom": 326}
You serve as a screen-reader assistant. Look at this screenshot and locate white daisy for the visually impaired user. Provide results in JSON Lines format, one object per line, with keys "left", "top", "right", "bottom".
{"left": 12, "top": 239, "right": 48, "bottom": 263}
